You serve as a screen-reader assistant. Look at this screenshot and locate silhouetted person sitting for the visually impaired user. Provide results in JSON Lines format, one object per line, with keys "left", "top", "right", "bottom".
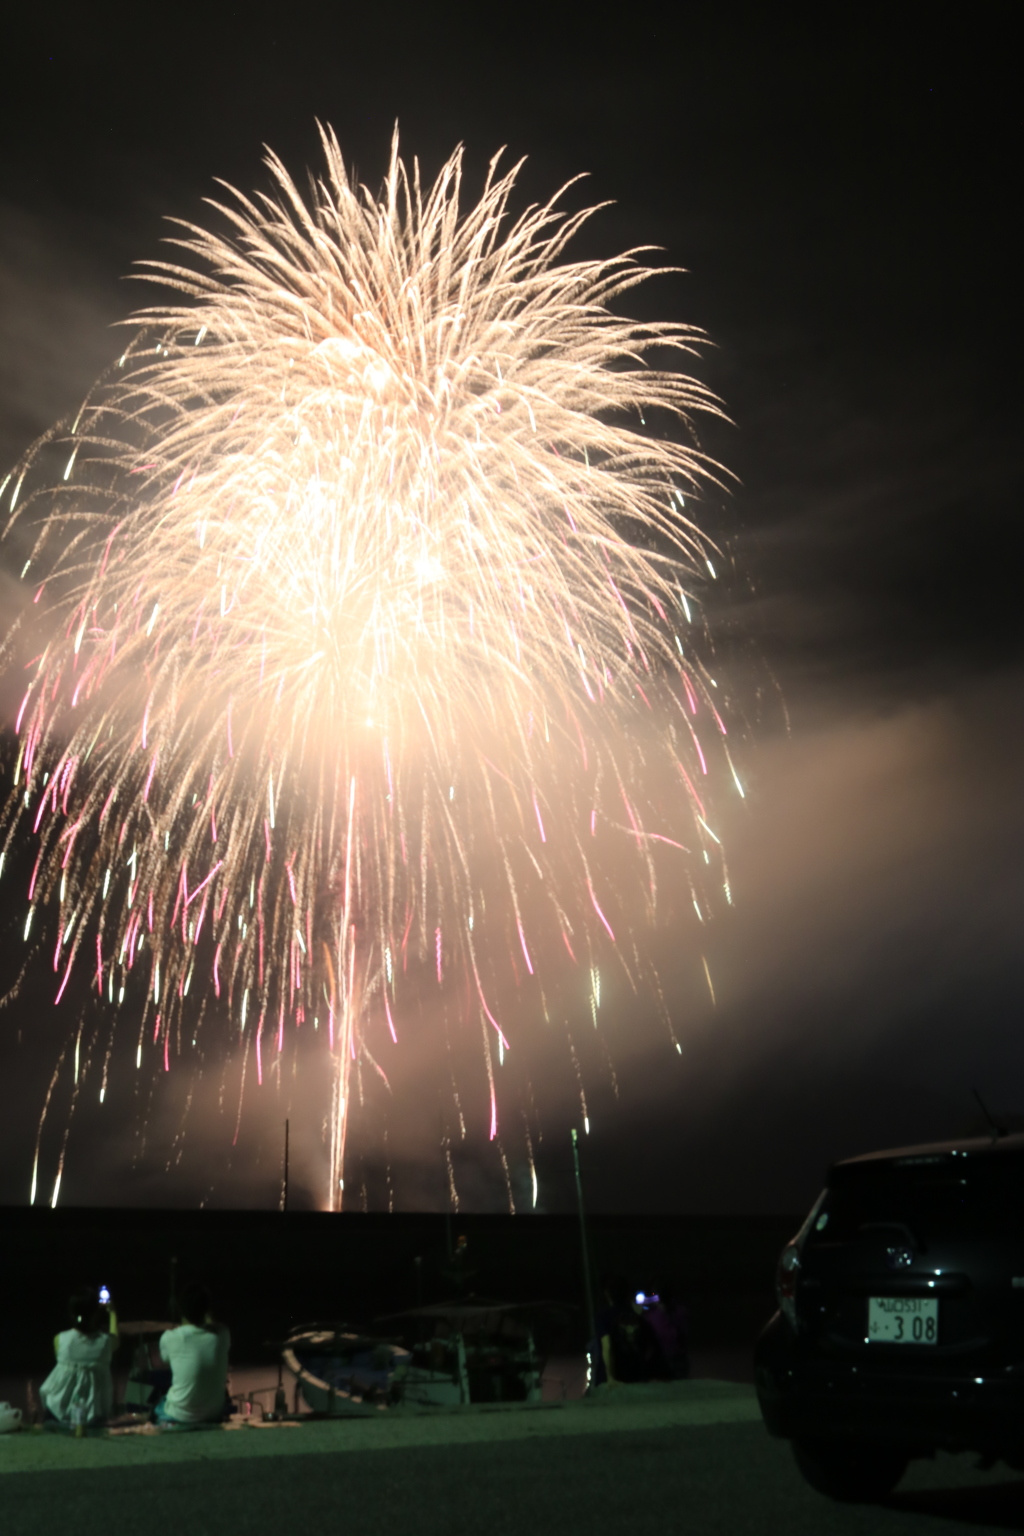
{"left": 40, "top": 1286, "right": 119, "bottom": 1427}
{"left": 154, "top": 1282, "right": 230, "bottom": 1425}
{"left": 595, "top": 1275, "right": 655, "bottom": 1386}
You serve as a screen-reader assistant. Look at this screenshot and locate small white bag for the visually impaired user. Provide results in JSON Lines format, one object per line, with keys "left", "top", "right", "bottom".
{"left": 0, "top": 1401, "right": 23, "bottom": 1433}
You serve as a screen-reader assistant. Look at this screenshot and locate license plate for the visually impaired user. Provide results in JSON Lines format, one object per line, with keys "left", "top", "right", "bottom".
{"left": 867, "top": 1296, "right": 938, "bottom": 1344}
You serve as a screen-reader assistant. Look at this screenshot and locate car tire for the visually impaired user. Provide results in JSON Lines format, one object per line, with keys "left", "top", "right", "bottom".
{"left": 791, "top": 1439, "right": 909, "bottom": 1502}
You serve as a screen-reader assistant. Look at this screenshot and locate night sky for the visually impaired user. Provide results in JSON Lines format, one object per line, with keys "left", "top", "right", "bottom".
{"left": 1, "top": 6, "right": 1020, "bottom": 1215}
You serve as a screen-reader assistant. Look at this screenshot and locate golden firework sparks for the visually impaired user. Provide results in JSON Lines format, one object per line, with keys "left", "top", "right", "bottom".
{"left": 2, "top": 126, "right": 738, "bottom": 1208}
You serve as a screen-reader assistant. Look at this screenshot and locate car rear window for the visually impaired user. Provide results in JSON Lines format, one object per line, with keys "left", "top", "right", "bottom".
{"left": 809, "top": 1152, "right": 1024, "bottom": 1246}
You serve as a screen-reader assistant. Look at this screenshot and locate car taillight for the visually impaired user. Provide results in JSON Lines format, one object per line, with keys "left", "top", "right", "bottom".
{"left": 777, "top": 1242, "right": 801, "bottom": 1328}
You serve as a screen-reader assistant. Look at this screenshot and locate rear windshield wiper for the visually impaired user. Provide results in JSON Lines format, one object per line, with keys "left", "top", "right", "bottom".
{"left": 973, "top": 1087, "right": 1008, "bottom": 1142}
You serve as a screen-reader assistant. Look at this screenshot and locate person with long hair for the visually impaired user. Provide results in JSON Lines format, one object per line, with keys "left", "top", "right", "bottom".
{"left": 39, "top": 1286, "right": 119, "bottom": 1426}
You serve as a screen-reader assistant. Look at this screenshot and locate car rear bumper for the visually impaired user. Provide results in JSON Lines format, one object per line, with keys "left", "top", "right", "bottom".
{"left": 755, "top": 1312, "right": 1024, "bottom": 1457}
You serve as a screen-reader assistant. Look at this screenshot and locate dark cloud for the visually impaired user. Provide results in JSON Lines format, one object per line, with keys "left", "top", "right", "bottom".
{"left": 0, "top": 205, "right": 127, "bottom": 470}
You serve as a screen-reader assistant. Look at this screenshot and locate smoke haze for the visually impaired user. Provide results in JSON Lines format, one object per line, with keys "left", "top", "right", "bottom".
{"left": 1, "top": 8, "right": 1020, "bottom": 1213}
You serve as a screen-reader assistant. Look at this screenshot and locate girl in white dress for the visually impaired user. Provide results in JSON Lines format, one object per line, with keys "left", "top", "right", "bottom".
{"left": 40, "top": 1287, "right": 119, "bottom": 1425}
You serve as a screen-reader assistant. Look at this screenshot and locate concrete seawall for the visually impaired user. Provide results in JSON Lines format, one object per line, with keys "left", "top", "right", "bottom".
{"left": 1, "top": 1207, "right": 800, "bottom": 1369}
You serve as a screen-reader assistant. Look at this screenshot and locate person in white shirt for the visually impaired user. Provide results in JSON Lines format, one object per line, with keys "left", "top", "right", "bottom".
{"left": 40, "top": 1287, "right": 119, "bottom": 1426}
{"left": 154, "top": 1282, "right": 230, "bottom": 1425}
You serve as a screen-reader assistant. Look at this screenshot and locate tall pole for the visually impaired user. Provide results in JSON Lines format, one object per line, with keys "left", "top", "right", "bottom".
{"left": 281, "top": 1118, "right": 290, "bottom": 1212}
{"left": 571, "top": 1128, "right": 597, "bottom": 1384}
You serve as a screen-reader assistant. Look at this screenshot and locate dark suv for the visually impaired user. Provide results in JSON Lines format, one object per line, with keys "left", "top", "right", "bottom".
{"left": 755, "top": 1132, "right": 1024, "bottom": 1500}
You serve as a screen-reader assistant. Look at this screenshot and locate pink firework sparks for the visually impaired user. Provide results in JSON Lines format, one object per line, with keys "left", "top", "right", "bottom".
{"left": 1, "top": 125, "right": 738, "bottom": 1210}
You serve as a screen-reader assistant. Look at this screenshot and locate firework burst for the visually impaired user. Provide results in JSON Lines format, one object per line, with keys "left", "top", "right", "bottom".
{"left": 1, "top": 126, "right": 739, "bottom": 1208}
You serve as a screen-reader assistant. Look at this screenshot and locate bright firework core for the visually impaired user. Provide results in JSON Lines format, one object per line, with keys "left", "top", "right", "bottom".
{"left": 1, "top": 126, "right": 740, "bottom": 1210}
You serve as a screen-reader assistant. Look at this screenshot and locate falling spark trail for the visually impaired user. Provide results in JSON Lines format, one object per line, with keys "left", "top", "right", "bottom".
{"left": 2, "top": 125, "right": 739, "bottom": 1209}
